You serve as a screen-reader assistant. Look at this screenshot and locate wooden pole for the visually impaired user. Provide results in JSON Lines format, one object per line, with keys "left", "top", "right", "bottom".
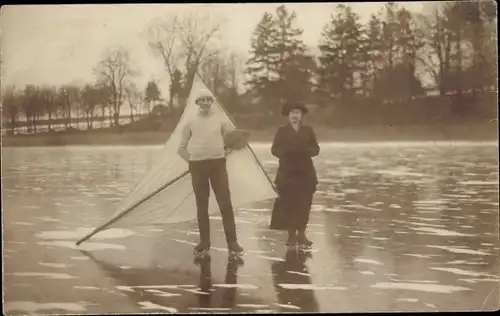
{"left": 76, "top": 170, "right": 190, "bottom": 245}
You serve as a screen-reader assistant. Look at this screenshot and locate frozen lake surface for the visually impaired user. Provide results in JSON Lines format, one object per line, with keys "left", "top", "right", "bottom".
{"left": 2, "top": 142, "right": 499, "bottom": 314}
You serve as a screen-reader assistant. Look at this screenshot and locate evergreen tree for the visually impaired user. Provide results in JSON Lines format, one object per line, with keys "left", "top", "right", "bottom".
{"left": 244, "top": 12, "right": 278, "bottom": 109}
{"left": 244, "top": 5, "right": 315, "bottom": 114}
{"left": 318, "top": 4, "right": 364, "bottom": 104}
{"left": 273, "top": 5, "right": 316, "bottom": 105}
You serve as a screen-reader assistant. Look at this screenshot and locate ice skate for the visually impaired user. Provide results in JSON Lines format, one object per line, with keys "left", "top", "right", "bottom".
{"left": 193, "top": 242, "right": 211, "bottom": 258}
{"left": 228, "top": 241, "right": 244, "bottom": 260}
{"left": 298, "top": 234, "right": 313, "bottom": 250}
{"left": 285, "top": 234, "right": 297, "bottom": 249}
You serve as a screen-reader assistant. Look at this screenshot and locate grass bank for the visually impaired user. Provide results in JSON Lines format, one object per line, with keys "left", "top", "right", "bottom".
{"left": 2, "top": 123, "right": 497, "bottom": 147}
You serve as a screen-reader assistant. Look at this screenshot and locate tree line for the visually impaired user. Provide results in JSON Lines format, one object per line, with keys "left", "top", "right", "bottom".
{"left": 2, "top": 2, "right": 497, "bottom": 134}
{"left": 2, "top": 48, "right": 164, "bottom": 135}
{"left": 244, "top": 1, "right": 497, "bottom": 117}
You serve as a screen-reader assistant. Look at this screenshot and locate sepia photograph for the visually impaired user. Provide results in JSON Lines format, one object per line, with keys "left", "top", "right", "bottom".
{"left": 1, "top": 2, "right": 498, "bottom": 314}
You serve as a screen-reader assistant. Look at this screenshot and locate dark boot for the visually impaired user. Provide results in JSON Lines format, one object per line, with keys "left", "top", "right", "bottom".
{"left": 228, "top": 241, "right": 244, "bottom": 258}
{"left": 286, "top": 229, "right": 297, "bottom": 247}
{"left": 194, "top": 242, "right": 211, "bottom": 256}
{"left": 297, "top": 230, "right": 313, "bottom": 249}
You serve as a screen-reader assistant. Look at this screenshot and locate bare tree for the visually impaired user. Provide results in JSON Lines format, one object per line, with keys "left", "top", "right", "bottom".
{"left": 1, "top": 86, "right": 19, "bottom": 135}
{"left": 148, "top": 11, "right": 225, "bottom": 106}
{"left": 39, "top": 86, "right": 58, "bottom": 131}
{"left": 93, "top": 47, "right": 138, "bottom": 127}
{"left": 125, "top": 83, "right": 142, "bottom": 123}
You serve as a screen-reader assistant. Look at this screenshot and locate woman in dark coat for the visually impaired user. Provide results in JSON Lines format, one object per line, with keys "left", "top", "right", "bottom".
{"left": 269, "top": 101, "right": 320, "bottom": 249}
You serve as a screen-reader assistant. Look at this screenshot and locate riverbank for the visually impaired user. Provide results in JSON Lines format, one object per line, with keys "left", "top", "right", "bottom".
{"left": 2, "top": 123, "right": 497, "bottom": 147}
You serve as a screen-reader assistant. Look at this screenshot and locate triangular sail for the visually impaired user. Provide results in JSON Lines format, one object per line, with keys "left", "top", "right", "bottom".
{"left": 77, "top": 73, "right": 277, "bottom": 245}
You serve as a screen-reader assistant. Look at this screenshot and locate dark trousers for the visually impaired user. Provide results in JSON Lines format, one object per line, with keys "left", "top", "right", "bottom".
{"left": 189, "top": 158, "right": 237, "bottom": 245}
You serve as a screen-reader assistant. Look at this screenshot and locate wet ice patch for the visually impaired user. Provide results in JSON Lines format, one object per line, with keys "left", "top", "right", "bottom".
{"left": 323, "top": 207, "right": 355, "bottom": 213}
{"left": 287, "top": 271, "right": 311, "bottom": 276}
{"left": 370, "top": 282, "right": 471, "bottom": 293}
{"left": 237, "top": 304, "right": 269, "bottom": 308}
{"left": 243, "top": 208, "right": 270, "bottom": 212}
{"left": 145, "top": 289, "right": 181, "bottom": 297}
{"left": 39, "top": 262, "right": 69, "bottom": 269}
{"left": 409, "top": 217, "right": 442, "bottom": 222}
{"left": 173, "top": 239, "right": 197, "bottom": 246}
{"left": 404, "top": 254, "right": 432, "bottom": 259}
{"left": 360, "top": 271, "right": 375, "bottom": 275}
{"left": 275, "top": 303, "right": 301, "bottom": 310}
{"left": 429, "top": 267, "right": 496, "bottom": 278}
{"left": 397, "top": 298, "right": 419, "bottom": 303}
{"left": 390, "top": 204, "right": 402, "bottom": 209}
{"left": 4, "top": 302, "right": 87, "bottom": 313}
{"left": 7, "top": 272, "right": 76, "bottom": 279}
{"left": 37, "top": 227, "right": 136, "bottom": 241}
{"left": 458, "top": 278, "right": 499, "bottom": 284}
{"left": 259, "top": 255, "right": 286, "bottom": 262}
{"left": 427, "top": 245, "right": 491, "bottom": 256}
{"left": 138, "top": 301, "right": 177, "bottom": 313}
{"left": 148, "top": 228, "right": 164, "bottom": 232}
{"left": 413, "top": 200, "right": 447, "bottom": 205}
{"left": 394, "top": 220, "right": 446, "bottom": 228}
{"left": 410, "top": 227, "right": 474, "bottom": 237}
{"left": 34, "top": 216, "right": 61, "bottom": 223}
{"left": 278, "top": 284, "right": 347, "bottom": 290}
{"left": 117, "top": 285, "right": 196, "bottom": 291}
{"left": 443, "top": 260, "right": 488, "bottom": 265}
{"left": 189, "top": 307, "right": 231, "bottom": 311}
{"left": 459, "top": 181, "right": 498, "bottom": 185}
{"left": 13, "top": 222, "right": 35, "bottom": 226}
{"left": 213, "top": 284, "right": 259, "bottom": 290}
{"left": 354, "top": 258, "right": 383, "bottom": 265}
{"left": 7, "top": 241, "right": 27, "bottom": 245}
{"left": 73, "top": 286, "right": 100, "bottom": 290}
{"left": 39, "top": 241, "right": 126, "bottom": 251}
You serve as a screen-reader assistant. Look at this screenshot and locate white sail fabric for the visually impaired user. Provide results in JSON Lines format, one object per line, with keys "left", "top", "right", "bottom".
{"left": 77, "top": 74, "right": 277, "bottom": 243}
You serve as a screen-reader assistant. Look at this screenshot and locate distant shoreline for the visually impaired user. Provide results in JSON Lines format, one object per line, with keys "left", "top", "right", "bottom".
{"left": 2, "top": 124, "right": 497, "bottom": 147}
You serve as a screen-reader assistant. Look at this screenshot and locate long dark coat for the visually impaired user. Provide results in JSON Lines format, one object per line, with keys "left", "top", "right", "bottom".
{"left": 269, "top": 123, "right": 320, "bottom": 230}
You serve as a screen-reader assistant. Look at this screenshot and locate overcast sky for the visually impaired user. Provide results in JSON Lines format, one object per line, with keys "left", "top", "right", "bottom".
{"left": 1, "top": 2, "right": 426, "bottom": 93}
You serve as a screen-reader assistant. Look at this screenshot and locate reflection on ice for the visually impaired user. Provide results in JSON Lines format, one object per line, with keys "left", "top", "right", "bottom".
{"left": 39, "top": 262, "right": 69, "bottom": 269}
{"left": 36, "top": 227, "right": 136, "bottom": 241}
{"left": 397, "top": 298, "right": 419, "bottom": 303}
{"left": 275, "top": 303, "right": 301, "bottom": 310}
{"left": 354, "top": 258, "right": 383, "bottom": 265}
{"left": 426, "top": 246, "right": 491, "bottom": 256}
{"left": 277, "top": 284, "right": 347, "bottom": 290}
{"left": 38, "top": 241, "right": 126, "bottom": 251}
{"left": 144, "top": 289, "right": 181, "bottom": 297}
{"left": 73, "top": 286, "right": 100, "bottom": 290}
{"left": 409, "top": 227, "right": 475, "bottom": 237}
{"left": 429, "top": 267, "right": 496, "bottom": 278}
{"left": 2, "top": 143, "right": 498, "bottom": 313}
{"left": 370, "top": 282, "right": 471, "bottom": 293}
{"left": 7, "top": 272, "right": 76, "bottom": 279}
{"left": 138, "top": 301, "right": 178, "bottom": 313}
{"left": 3, "top": 301, "right": 87, "bottom": 313}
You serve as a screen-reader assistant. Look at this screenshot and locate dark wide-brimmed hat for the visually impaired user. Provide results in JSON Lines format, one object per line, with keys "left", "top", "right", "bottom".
{"left": 281, "top": 101, "right": 308, "bottom": 116}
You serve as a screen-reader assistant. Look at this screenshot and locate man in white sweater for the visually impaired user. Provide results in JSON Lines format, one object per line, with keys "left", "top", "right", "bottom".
{"left": 177, "top": 89, "right": 244, "bottom": 257}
